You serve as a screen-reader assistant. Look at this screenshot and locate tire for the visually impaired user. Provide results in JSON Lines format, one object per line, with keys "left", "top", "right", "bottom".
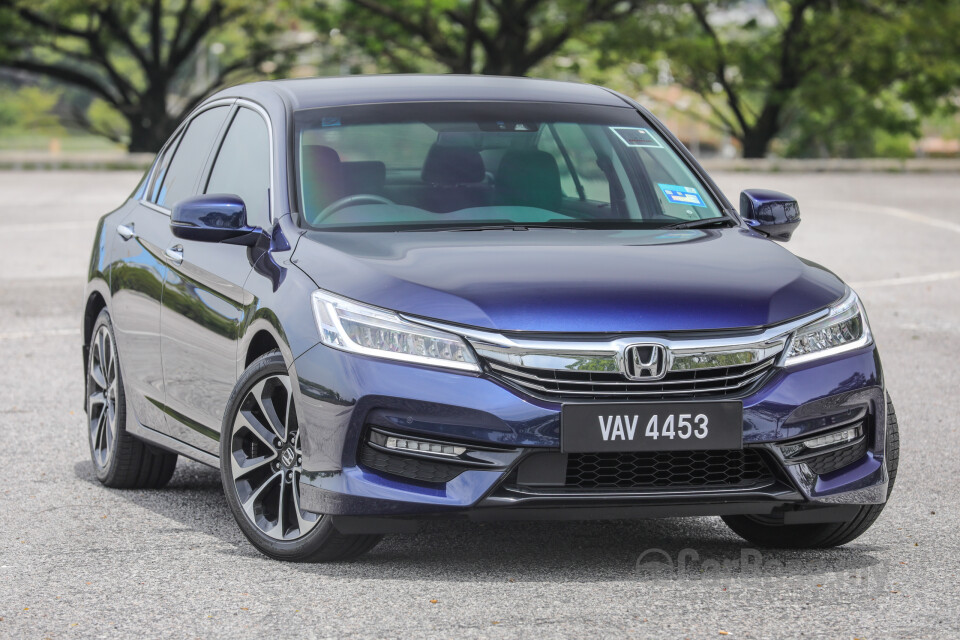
{"left": 86, "top": 309, "right": 178, "bottom": 488}
{"left": 722, "top": 393, "right": 900, "bottom": 548}
{"left": 220, "top": 351, "right": 382, "bottom": 562}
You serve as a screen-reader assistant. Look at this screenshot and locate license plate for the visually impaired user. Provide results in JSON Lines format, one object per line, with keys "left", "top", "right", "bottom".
{"left": 561, "top": 401, "right": 743, "bottom": 452}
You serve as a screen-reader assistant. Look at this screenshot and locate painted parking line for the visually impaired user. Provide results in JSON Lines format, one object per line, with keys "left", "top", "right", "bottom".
{"left": 851, "top": 270, "right": 960, "bottom": 289}
{"left": 828, "top": 202, "right": 960, "bottom": 235}
{"left": 0, "top": 221, "right": 95, "bottom": 233}
{"left": 0, "top": 328, "right": 79, "bottom": 340}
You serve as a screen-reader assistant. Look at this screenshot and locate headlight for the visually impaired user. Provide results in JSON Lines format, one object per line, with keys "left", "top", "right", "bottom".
{"left": 783, "top": 290, "right": 873, "bottom": 367}
{"left": 311, "top": 290, "right": 479, "bottom": 372}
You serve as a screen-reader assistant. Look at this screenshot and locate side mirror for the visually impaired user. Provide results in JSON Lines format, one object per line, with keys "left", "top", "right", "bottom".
{"left": 171, "top": 194, "right": 261, "bottom": 245}
{"left": 739, "top": 189, "right": 801, "bottom": 242}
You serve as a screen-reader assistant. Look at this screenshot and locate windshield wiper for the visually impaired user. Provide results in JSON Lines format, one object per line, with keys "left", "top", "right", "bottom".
{"left": 439, "top": 223, "right": 590, "bottom": 232}
{"left": 664, "top": 217, "right": 736, "bottom": 230}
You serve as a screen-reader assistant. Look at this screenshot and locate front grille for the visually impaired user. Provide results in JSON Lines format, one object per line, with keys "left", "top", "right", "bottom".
{"left": 564, "top": 449, "right": 772, "bottom": 490}
{"left": 805, "top": 439, "right": 868, "bottom": 475}
{"left": 485, "top": 357, "right": 777, "bottom": 401}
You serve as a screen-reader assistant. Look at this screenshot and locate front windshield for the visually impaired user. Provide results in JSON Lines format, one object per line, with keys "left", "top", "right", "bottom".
{"left": 294, "top": 101, "right": 726, "bottom": 230}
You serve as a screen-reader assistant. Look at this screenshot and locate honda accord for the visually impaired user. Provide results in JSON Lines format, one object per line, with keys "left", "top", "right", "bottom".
{"left": 82, "top": 75, "right": 898, "bottom": 561}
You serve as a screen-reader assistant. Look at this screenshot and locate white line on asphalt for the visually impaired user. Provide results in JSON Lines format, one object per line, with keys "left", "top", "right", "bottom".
{"left": 1, "top": 221, "right": 95, "bottom": 233}
{"left": 850, "top": 270, "right": 960, "bottom": 289}
{"left": 0, "top": 328, "right": 79, "bottom": 340}
{"left": 830, "top": 202, "right": 960, "bottom": 234}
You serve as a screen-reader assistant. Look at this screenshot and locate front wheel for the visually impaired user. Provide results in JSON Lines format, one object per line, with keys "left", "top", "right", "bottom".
{"left": 220, "top": 351, "right": 381, "bottom": 561}
{"left": 723, "top": 394, "right": 900, "bottom": 548}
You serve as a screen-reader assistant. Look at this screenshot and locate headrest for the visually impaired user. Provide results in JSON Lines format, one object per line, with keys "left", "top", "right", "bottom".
{"left": 301, "top": 145, "right": 344, "bottom": 217}
{"left": 421, "top": 144, "right": 486, "bottom": 185}
{"left": 495, "top": 149, "right": 562, "bottom": 210}
{"left": 342, "top": 160, "right": 386, "bottom": 194}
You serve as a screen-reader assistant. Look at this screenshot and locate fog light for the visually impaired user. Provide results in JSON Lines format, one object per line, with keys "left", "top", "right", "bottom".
{"left": 384, "top": 436, "right": 466, "bottom": 457}
{"left": 802, "top": 425, "right": 862, "bottom": 450}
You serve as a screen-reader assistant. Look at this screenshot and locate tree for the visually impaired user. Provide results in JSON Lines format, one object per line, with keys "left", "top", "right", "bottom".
{"left": 310, "top": 0, "right": 646, "bottom": 76}
{"left": 0, "top": 0, "right": 304, "bottom": 151}
{"left": 615, "top": 0, "right": 960, "bottom": 157}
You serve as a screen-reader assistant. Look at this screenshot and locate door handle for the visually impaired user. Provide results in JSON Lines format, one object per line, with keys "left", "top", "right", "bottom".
{"left": 165, "top": 245, "right": 183, "bottom": 265}
{"left": 117, "top": 223, "right": 136, "bottom": 240}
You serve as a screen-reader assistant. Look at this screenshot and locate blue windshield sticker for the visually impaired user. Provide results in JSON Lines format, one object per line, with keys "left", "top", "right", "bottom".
{"left": 611, "top": 127, "right": 663, "bottom": 148}
{"left": 321, "top": 116, "right": 341, "bottom": 127}
{"left": 657, "top": 183, "right": 706, "bottom": 208}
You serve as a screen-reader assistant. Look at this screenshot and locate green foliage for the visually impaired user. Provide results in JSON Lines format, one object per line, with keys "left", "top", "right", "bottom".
{"left": 600, "top": 0, "right": 960, "bottom": 158}
{"left": 0, "top": 0, "right": 305, "bottom": 151}
{"left": 309, "top": 0, "right": 645, "bottom": 76}
{"left": 0, "top": 85, "right": 65, "bottom": 135}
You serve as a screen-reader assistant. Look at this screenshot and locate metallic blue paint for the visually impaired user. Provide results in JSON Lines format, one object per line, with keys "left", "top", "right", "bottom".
{"left": 739, "top": 188, "right": 802, "bottom": 242}
{"left": 82, "top": 75, "right": 894, "bottom": 529}
{"left": 292, "top": 227, "right": 844, "bottom": 332}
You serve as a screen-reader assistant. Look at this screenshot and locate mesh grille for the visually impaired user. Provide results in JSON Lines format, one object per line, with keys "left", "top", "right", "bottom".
{"left": 485, "top": 357, "right": 776, "bottom": 402}
{"left": 805, "top": 439, "right": 868, "bottom": 475}
{"left": 359, "top": 444, "right": 464, "bottom": 483}
{"left": 564, "top": 449, "right": 772, "bottom": 490}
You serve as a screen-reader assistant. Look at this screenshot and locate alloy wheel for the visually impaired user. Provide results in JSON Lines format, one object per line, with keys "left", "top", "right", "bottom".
{"left": 88, "top": 324, "right": 118, "bottom": 469}
{"left": 228, "top": 374, "right": 320, "bottom": 541}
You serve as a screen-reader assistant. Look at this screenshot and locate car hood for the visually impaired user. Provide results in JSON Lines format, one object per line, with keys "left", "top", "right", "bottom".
{"left": 292, "top": 227, "right": 846, "bottom": 333}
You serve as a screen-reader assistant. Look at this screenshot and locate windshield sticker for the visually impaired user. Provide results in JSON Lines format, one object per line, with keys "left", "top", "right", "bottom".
{"left": 658, "top": 183, "right": 707, "bottom": 208}
{"left": 611, "top": 127, "right": 664, "bottom": 148}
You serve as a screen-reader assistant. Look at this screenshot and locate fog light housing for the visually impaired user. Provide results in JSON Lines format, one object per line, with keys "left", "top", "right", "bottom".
{"left": 367, "top": 429, "right": 468, "bottom": 459}
{"left": 385, "top": 436, "right": 466, "bottom": 457}
{"left": 802, "top": 425, "right": 862, "bottom": 450}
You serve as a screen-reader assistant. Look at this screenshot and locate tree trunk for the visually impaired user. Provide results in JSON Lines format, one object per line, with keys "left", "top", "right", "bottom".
{"left": 125, "top": 96, "right": 176, "bottom": 153}
{"left": 740, "top": 102, "right": 784, "bottom": 158}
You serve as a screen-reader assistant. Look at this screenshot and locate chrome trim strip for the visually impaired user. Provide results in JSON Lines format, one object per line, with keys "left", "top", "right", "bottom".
{"left": 139, "top": 200, "right": 170, "bottom": 215}
{"left": 495, "top": 368, "right": 771, "bottom": 398}
{"left": 487, "top": 357, "right": 774, "bottom": 387}
{"left": 406, "top": 308, "right": 830, "bottom": 376}
{"left": 234, "top": 99, "right": 278, "bottom": 225}
{"left": 499, "top": 478, "right": 779, "bottom": 500}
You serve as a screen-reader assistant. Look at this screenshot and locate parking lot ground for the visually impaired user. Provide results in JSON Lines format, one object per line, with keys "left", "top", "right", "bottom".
{"left": 1, "top": 171, "right": 959, "bottom": 638}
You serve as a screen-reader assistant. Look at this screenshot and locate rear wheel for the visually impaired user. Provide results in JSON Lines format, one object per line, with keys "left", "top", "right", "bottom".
{"left": 220, "top": 351, "right": 381, "bottom": 561}
{"left": 86, "top": 309, "right": 177, "bottom": 488}
{"left": 723, "top": 394, "right": 899, "bottom": 548}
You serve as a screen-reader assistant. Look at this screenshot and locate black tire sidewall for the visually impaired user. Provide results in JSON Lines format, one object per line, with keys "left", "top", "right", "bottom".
{"left": 87, "top": 310, "right": 127, "bottom": 484}
{"left": 219, "top": 352, "right": 342, "bottom": 561}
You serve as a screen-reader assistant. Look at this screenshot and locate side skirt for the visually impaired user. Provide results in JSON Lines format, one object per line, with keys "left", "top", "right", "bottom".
{"left": 127, "top": 417, "right": 219, "bottom": 468}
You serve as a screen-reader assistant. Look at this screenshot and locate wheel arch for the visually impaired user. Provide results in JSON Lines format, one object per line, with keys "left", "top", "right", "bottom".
{"left": 239, "top": 312, "right": 297, "bottom": 375}
{"left": 82, "top": 279, "right": 112, "bottom": 363}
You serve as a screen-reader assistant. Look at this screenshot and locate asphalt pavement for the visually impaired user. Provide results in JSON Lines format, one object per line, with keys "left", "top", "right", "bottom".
{"left": 1, "top": 170, "right": 958, "bottom": 638}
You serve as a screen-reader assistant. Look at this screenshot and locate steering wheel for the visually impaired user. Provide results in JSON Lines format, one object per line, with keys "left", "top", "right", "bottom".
{"left": 313, "top": 194, "right": 395, "bottom": 224}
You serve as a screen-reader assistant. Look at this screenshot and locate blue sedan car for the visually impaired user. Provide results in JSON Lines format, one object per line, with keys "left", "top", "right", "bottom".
{"left": 83, "top": 75, "right": 898, "bottom": 561}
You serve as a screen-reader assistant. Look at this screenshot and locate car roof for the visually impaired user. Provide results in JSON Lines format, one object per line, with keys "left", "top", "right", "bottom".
{"left": 209, "top": 75, "right": 632, "bottom": 111}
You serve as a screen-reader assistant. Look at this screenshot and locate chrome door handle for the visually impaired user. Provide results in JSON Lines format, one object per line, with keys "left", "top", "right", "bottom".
{"left": 165, "top": 245, "right": 183, "bottom": 265}
{"left": 117, "top": 223, "right": 136, "bottom": 240}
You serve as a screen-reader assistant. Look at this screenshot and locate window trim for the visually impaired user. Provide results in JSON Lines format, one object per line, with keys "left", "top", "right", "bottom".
{"left": 202, "top": 101, "right": 276, "bottom": 226}
{"left": 138, "top": 98, "right": 237, "bottom": 215}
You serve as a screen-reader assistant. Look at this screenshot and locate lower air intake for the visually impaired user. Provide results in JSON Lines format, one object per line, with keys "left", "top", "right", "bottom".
{"left": 565, "top": 449, "right": 772, "bottom": 490}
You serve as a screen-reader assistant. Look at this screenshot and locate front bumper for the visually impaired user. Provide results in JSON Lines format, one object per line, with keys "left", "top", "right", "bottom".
{"left": 292, "top": 340, "right": 889, "bottom": 527}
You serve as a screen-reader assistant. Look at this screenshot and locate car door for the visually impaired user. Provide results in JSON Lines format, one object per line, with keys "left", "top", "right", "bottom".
{"left": 109, "top": 155, "right": 179, "bottom": 432}
{"left": 112, "top": 103, "right": 232, "bottom": 447}
{"left": 160, "top": 105, "right": 272, "bottom": 451}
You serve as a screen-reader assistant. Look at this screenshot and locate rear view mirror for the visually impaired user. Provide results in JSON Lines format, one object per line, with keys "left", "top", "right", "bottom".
{"left": 739, "top": 189, "right": 801, "bottom": 242}
{"left": 171, "top": 194, "right": 261, "bottom": 245}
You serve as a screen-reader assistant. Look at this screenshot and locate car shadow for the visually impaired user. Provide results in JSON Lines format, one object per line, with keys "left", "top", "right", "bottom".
{"left": 74, "top": 458, "right": 887, "bottom": 584}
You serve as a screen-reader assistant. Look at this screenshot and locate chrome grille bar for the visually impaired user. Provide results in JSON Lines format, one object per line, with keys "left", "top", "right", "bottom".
{"left": 487, "top": 358, "right": 774, "bottom": 387}
{"left": 490, "top": 365, "right": 773, "bottom": 399}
